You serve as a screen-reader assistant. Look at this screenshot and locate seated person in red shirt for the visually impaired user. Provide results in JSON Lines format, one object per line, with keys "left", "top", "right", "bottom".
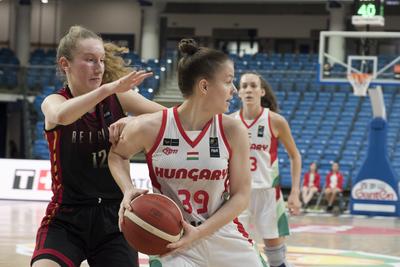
{"left": 301, "top": 162, "right": 320, "bottom": 209}
{"left": 325, "top": 162, "right": 344, "bottom": 212}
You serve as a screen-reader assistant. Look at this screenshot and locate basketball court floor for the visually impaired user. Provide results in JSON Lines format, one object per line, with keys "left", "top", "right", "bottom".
{"left": 1, "top": 200, "right": 399, "bottom": 267}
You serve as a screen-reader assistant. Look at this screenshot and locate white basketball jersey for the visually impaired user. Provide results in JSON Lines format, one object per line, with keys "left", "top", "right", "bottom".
{"left": 235, "top": 108, "right": 279, "bottom": 189}
{"left": 146, "top": 107, "right": 231, "bottom": 225}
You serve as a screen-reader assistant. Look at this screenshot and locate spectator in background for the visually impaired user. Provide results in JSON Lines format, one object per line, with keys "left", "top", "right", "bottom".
{"left": 301, "top": 162, "right": 320, "bottom": 209}
{"left": 325, "top": 162, "right": 344, "bottom": 212}
{"left": 323, "top": 63, "right": 331, "bottom": 77}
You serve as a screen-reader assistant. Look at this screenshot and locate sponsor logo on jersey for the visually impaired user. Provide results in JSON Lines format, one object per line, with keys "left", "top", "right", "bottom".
{"left": 104, "top": 111, "right": 111, "bottom": 118}
{"left": 258, "top": 125, "right": 264, "bottom": 137}
{"left": 103, "top": 109, "right": 114, "bottom": 126}
{"left": 209, "top": 137, "right": 219, "bottom": 147}
{"left": 162, "top": 147, "right": 178, "bottom": 155}
{"left": 250, "top": 143, "right": 268, "bottom": 151}
{"left": 163, "top": 138, "right": 179, "bottom": 146}
{"left": 210, "top": 147, "right": 220, "bottom": 158}
{"left": 154, "top": 167, "right": 228, "bottom": 181}
{"left": 209, "top": 137, "right": 220, "bottom": 157}
{"left": 187, "top": 151, "right": 199, "bottom": 160}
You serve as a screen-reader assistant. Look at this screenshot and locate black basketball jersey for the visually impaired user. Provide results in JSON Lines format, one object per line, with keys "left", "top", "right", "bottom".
{"left": 45, "top": 87, "right": 126, "bottom": 204}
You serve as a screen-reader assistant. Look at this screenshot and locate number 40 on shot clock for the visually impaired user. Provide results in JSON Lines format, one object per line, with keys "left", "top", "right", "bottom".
{"left": 352, "top": 0, "right": 385, "bottom": 26}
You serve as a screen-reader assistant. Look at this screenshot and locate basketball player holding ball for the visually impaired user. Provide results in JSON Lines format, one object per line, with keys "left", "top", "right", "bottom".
{"left": 232, "top": 72, "right": 302, "bottom": 267}
{"left": 31, "top": 26, "right": 163, "bottom": 267}
{"left": 108, "top": 39, "right": 265, "bottom": 267}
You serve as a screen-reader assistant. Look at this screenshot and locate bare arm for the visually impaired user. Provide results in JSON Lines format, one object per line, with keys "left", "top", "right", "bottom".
{"left": 117, "top": 89, "right": 164, "bottom": 115}
{"left": 42, "top": 71, "right": 152, "bottom": 129}
{"left": 271, "top": 112, "right": 302, "bottom": 215}
{"left": 108, "top": 112, "right": 162, "bottom": 227}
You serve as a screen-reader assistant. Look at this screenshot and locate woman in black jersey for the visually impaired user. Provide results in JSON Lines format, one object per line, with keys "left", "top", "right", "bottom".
{"left": 31, "top": 25, "right": 163, "bottom": 267}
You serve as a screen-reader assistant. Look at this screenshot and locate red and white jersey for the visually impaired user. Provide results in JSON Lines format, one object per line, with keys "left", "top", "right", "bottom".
{"left": 234, "top": 108, "right": 279, "bottom": 189}
{"left": 146, "top": 107, "right": 231, "bottom": 225}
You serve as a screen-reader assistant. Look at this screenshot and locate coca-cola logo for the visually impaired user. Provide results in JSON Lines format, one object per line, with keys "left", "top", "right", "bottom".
{"left": 354, "top": 187, "right": 395, "bottom": 200}
{"left": 162, "top": 147, "right": 178, "bottom": 155}
{"left": 352, "top": 179, "right": 398, "bottom": 201}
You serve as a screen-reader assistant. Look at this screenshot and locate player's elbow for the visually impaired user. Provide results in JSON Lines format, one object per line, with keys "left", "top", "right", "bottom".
{"left": 52, "top": 111, "right": 71, "bottom": 126}
{"left": 233, "top": 186, "right": 251, "bottom": 213}
{"left": 238, "top": 194, "right": 250, "bottom": 213}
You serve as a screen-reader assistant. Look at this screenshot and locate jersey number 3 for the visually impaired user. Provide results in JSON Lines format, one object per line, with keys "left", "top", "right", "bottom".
{"left": 250, "top": 156, "right": 258, "bottom": 171}
{"left": 178, "top": 189, "right": 209, "bottom": 214}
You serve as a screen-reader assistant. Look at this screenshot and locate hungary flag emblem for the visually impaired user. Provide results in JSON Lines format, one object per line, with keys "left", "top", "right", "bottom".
{"left": 187, "top": 151, "right": 199, "bottom": 160}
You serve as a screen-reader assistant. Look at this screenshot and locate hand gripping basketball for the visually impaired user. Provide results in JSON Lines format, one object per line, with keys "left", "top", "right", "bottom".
{"left": 121, "top": 193, "right": 184, "bottom": 255}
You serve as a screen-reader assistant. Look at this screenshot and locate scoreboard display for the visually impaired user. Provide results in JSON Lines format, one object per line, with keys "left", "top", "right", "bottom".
{"left": 352, "top": 0, "right": 385, "bottom": 26}
{"left": 354, "top": 0, "right": 384, "bottom": 17}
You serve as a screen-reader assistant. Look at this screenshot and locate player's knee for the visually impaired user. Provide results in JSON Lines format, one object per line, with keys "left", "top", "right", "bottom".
{"left": 32, "top": 259, "right": 61, "bottom": 267}
{"left": 311, "top": 187, "right": 318, "bottom": 193}
{"left": 325, "top": 188, "right": 331, "bottom": 194}
{"left": 264, "top": 243, "right": 290, "bottom": 267}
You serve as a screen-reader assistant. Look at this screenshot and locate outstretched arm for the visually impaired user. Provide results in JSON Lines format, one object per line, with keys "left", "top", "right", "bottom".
{"left": 117, "top": 89, "right": 164, "bottom": 116}
{"left": 42, "top": 71, "right": 152, "bottom": 129}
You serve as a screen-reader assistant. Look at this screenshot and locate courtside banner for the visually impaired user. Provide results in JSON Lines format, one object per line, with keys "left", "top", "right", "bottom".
{"left": 0, "top": 158, "right": 152, "bottom": 201}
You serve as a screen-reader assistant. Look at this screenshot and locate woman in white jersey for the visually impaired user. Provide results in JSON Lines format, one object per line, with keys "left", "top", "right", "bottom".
{"left": 108, "top": 39, "right": 265, "bottom": 267}
{"left": 233, "top": 72, "right": 301, "bottom": 267}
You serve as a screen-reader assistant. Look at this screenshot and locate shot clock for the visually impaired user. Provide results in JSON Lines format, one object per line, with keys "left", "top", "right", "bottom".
{"left": 352, "top": 0, "right": 385, "bottom": 26}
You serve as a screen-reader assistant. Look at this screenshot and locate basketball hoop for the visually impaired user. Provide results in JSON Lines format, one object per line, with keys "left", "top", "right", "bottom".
{"left": 348, "top": 73, "right": 373, "bottom": 96}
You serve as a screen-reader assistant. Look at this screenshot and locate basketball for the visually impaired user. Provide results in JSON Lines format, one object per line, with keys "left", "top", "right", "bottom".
{"left": 121, "top": 193, "right": 184, "bottom": 255}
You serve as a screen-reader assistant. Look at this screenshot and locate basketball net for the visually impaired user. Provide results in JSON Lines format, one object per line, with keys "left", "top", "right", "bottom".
{"left": 348, "top": 73, "right": 373, "bottom": 96}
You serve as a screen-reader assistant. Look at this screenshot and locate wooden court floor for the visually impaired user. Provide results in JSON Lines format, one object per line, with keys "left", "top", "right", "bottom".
{"left": 1, "top": 200, "right": 399, "bottom": 267}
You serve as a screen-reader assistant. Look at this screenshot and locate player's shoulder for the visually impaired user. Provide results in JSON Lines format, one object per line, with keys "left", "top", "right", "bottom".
{"left": 269, "top": 110, "right": 288, "bottom": 127}
{"left": 125, "top": 110, "right": 165, "bottom": 135}
{"left": 228, "top": 110, "right": 240, "bottom": 119}
{"left": 220, "top": 114, "right": 247, "bottom": 140}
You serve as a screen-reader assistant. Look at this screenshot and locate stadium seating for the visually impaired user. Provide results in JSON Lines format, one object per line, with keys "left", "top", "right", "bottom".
{"left": 226, "top": 52, "right": 400, "bottom": 190}
{"left": 2, "top": 49, "right": 398, "bottom": 186}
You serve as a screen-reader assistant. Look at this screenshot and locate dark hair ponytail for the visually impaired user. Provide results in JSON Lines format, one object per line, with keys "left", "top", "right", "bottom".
{"left": 177, "top": 38, "right": 230, "bottom": 97}
{"left": 178, "top": 39, "right": 199, "bottom": 56}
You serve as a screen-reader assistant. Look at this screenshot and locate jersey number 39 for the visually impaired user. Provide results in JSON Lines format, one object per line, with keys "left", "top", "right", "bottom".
{"left": 178, "top": 189, "right": 209, "bottom": 214}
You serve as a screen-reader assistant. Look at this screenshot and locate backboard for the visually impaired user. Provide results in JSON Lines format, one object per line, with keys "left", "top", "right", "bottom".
{"left": 318, "top": 31, "right": 400, "bottom": 89}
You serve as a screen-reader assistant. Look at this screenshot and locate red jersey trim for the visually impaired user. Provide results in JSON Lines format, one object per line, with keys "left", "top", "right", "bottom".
{"left": 268, "top": 110, "right": 278, "bottom": 165}
{"left": 269, "top": 135, "right": 278, "bottom": 166}
{"left": 173, "top": 106, "right": 212, "bottom": 148}
{"left": 218, "top": 114, "right": 232, "bottom": 159}
{"left": 267, "top": 109, "right": 277, "bottom": 139}
{"left": 275, "top": 186, "right": 281, "bottom": 201}
{"left": 32, "top": 248, "right": 75, "bottom": 267}
{"left": 145, "top": 109, "right": 168, "bottom": 192}
{"left": 45, "top": 129, "right": 64, "bottom": 204}
{"left": 233, "top": 218, "right": 253, "bottom": 244}
{"left": 239, "top": 107, "right": 264, "bottom": 129}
